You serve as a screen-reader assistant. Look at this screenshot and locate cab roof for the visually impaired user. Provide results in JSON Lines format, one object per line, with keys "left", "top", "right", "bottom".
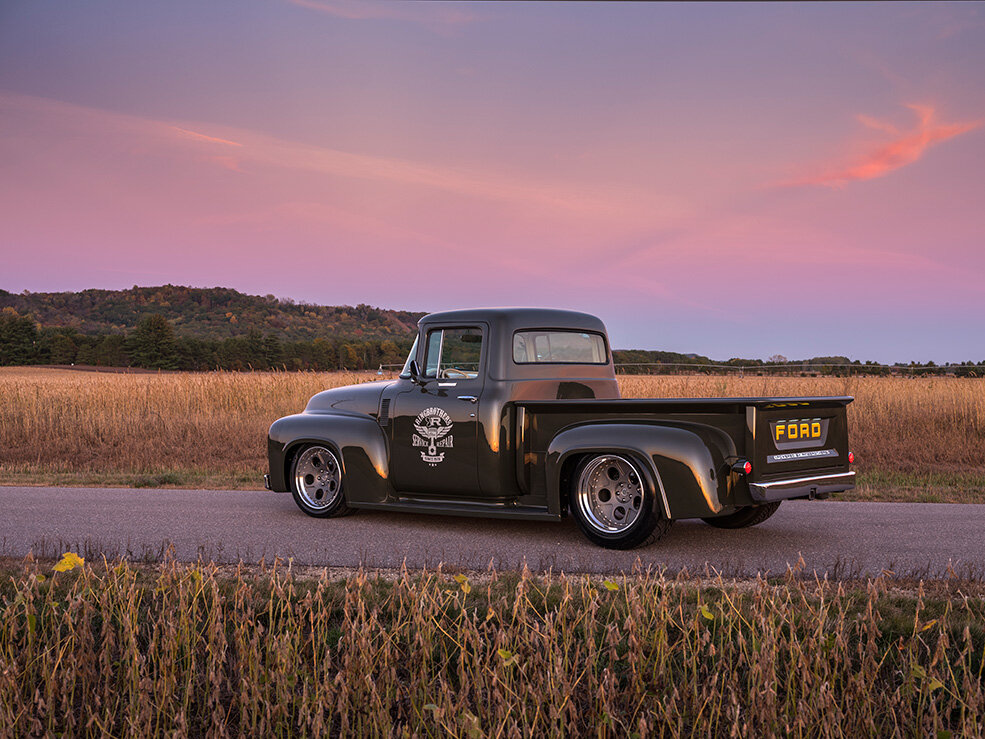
{"left": 416, "top": 307, "right": 614, "bottom": 381}
{"left": 419, "top": 307, "right": 606, "bottom": 334}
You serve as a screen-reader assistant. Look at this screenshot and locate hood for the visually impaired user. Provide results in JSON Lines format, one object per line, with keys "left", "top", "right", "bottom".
{"left": 304, "top": 380, "right": 393, "bottom": 417}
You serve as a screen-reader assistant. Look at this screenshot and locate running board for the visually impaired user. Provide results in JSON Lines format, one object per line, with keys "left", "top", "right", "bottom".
{"left": 356, "top": 498, "right": 562, "bottom": 522}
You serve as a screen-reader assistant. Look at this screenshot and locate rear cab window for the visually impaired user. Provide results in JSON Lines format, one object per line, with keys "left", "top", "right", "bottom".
{"left": 512, "top": 330, "right": 608, "bottom": 364}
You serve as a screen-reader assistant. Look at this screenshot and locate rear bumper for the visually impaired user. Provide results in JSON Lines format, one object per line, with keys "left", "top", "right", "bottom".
{"left": 749, "top": 471, "right": 855, "bottom": 503}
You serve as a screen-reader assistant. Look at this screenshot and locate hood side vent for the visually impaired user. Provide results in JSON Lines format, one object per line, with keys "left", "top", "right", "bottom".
{"left": 379, "top": 398, "right": 391, "bottom": 426}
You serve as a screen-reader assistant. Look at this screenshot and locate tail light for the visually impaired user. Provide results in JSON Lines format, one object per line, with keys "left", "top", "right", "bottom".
{"left": 732, "top": 460, "right": 752, "bottom": 475}
{"left": 848, "top": 451, "right": 855, "bottom": 464}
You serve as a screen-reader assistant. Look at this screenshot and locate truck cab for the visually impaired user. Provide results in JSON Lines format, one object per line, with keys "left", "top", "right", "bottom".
{"left": 266, "top": 307, "right": 855, "bottom": 549}
{"left": 385, "top": 308, "right": 616, "bottom": 501}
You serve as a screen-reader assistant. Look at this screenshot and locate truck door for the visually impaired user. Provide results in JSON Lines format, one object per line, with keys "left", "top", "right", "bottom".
{"left": 390, "top": 325, "right": 485, "bottom": 496}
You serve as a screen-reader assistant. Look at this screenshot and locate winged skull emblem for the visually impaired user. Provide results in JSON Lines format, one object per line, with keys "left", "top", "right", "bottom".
{"left": 412, "top": 407, "right": 454, "bottom": 465}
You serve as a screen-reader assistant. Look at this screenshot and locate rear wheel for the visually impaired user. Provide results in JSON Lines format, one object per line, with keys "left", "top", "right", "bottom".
{"left": 290, "top": 445, "right": 352, "bottom": 518}
{"left": 702, "top": 501, "right": 781, "bottom": 529}
{"left": 570, "top": 454, "right": 672, "bottom": 549}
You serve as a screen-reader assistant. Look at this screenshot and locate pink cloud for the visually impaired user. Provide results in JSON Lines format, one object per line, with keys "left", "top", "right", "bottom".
{"left": 171, "top": 126, "right": 243, "bottom": 148}
{"left": 0, "top": 91, "right": 652, "bottom": 222}
{"left": 197, "top": 125, "right": 648, "bottom": 219}
{"left": 208, "top": 155, "right": 244, "bottom": 172}
{"left": 196, "top": 200, "right": 450, "bottom": 250}
{"left": 783, "top": 104, "right": 981, "bottom": 188}
{"left": 171, "top": 127, "right": 244, "bottom": 171}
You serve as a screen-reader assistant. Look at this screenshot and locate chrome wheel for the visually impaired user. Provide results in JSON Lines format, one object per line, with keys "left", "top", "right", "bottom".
{"left": 292, "top": 445, "right": 342, "bottom": 511}
{"left": 575, "top": 455, "right": 645, "bottom": 534}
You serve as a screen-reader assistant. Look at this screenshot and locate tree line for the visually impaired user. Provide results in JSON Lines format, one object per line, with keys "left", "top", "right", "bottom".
{"left": 612, "top": 352, "right": 985, "bottom": 377}
{"left": 0, "top": 309, "right": 413, "bottom": 371}
{"left": 3, "top": 306, "right": 983, "bottom": 375}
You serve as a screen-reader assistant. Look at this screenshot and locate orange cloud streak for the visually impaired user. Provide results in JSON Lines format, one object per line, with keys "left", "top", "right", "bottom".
{"left": 786, "top": 104, "right": 980, "bottom": 188}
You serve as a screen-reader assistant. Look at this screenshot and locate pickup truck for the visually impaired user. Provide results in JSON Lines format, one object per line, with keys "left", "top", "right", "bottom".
{"left": 266, "top": 308, "right": 855, "bottom": 549}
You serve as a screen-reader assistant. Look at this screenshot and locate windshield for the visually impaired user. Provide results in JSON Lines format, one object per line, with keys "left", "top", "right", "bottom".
{"left": 399, "top": 335, "right": 419, "bottom": 378}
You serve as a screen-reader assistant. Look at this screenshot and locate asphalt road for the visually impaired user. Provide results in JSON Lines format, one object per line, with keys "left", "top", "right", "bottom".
{"left": 1, "top": 486, "right": 983, "bottom": 577}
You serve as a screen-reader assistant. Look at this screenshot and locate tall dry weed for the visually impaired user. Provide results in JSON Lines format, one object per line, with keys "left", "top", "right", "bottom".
{"left": 0, "top": 559, "right": 983, "bottom": 736}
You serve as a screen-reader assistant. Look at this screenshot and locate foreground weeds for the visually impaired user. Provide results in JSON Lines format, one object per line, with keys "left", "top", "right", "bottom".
{"left": 2, "top": 558, "right": 984, "bottom": 737}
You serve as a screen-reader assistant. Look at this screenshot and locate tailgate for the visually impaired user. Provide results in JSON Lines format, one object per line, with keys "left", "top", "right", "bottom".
{"left": 751, "top": 397, "right": 853, "bottom": 481}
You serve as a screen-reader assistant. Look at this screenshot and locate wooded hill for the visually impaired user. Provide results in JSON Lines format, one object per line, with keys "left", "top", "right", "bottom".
{"left": 0, "top": 286, "right": 422, "bottom": 371}
{"left": 0, "top": 286, "right": 423, "bottom": 341}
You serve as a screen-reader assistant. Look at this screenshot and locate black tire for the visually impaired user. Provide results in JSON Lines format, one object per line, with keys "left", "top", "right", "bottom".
{"left": 289, "top": 444, "right": 353, "bottom": 518}
{"left": 569, "top": 454, "right": 672, "bottom": 549}
{"left": 702, "top": 501, "right": 781, "bottom": 529}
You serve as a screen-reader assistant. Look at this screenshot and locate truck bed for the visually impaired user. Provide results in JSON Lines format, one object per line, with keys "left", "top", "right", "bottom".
{"left": 514, "top": 396, "right": 853, "bottom": 512}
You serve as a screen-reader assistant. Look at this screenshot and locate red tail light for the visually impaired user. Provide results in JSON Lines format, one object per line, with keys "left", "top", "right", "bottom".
{"left": 732, "top": 460, "right": 752, "bottom": 475}
{"left": 848, "top": 451, "right": 855, "bottom": 464}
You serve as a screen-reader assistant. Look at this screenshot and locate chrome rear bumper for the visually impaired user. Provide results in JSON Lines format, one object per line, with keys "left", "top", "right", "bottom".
{"left": 749, "top": 471, "right": 855, "bottom": 503}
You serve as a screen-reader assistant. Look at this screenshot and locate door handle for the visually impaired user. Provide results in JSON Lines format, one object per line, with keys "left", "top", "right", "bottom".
{"left": 457, "top": 395, "right": 478, "bottom": 404}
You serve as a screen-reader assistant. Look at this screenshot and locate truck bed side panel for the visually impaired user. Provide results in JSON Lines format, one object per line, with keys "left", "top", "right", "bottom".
{"left": 517, "top": 396, "right": 852, "bottom": 520}
{"left": 544, "top": 422, "right": 738, "bottom": 518}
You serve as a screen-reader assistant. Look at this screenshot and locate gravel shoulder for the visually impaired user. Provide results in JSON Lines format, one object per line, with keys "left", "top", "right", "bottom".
{"left": 2, "top": 486, "right": 984, "bottom": 577}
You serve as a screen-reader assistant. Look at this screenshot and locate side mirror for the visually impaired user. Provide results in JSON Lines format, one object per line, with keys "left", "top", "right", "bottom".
{"left": 409, "top": 359, "right": 427, "bottom": 386}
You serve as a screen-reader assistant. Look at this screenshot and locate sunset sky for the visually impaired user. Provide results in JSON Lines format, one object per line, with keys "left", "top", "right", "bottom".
{"left": 1, "top": 1, "right": 983, "bottom": 362}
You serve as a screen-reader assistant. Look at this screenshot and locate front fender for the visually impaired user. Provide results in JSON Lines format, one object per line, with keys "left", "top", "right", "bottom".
{"left": 546, "top": 422, "right": 738, "bottom": 519}
{"left": 267, "top": 412, "right": 392, "bottom": 505}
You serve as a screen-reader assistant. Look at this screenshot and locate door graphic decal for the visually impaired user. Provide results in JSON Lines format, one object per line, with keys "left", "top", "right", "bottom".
{"left": 412, "top": 407, "right": 454, "bottom": 466}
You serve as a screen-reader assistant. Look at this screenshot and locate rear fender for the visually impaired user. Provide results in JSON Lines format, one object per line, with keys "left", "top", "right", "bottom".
{"left": 267, "top": 412, "right": 392, "bottom": 505}
{"left": 546, "top": 423, "right": 737, "bottom": 519}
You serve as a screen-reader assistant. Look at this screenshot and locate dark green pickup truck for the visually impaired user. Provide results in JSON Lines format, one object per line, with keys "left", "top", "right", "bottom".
{"left": 266, "top": 308, "right": 855, "bottom": 549}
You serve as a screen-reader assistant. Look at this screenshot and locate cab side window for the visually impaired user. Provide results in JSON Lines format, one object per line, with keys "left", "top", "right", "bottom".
{"left": 423, "top": 327, "right": 483, "bottom": 379}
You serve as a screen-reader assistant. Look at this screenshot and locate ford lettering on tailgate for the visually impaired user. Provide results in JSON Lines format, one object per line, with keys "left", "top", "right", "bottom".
{"left": 768, "top": 418, "right": 838, "bottom": 464}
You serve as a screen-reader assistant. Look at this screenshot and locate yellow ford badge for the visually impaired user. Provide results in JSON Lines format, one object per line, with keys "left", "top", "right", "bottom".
{"left": 774, "top": 420, "right": 822, "bottom": 442}
{"left": 770, "top": 417, "right": 829, "bottom": 450}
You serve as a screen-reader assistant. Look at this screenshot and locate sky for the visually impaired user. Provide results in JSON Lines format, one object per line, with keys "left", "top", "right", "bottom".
{"left": 1, "top": 1, "right": 983, "bottom": 362}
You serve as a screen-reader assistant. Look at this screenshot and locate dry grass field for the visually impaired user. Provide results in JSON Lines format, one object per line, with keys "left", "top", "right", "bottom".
{"left": 2, "top": 557, "right": 984, "bottom": 736}
{"left": 1, "top": 367, "right": 984, "bottom": 500}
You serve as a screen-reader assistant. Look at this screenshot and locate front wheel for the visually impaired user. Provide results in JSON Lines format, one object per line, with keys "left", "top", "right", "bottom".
{"left": 570, "top": 454, "right": 672, "bottom": 549}
{"left": 702, "top": 501, "right": 781, "bottom": 529}
{"left": 290, "top": 445, "right": 352, "bottom": 518}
